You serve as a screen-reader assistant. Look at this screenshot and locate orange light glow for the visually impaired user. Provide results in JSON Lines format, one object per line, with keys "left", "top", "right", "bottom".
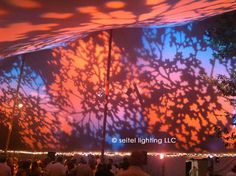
{"left": 0, "top": 22, "right": 58, "bottom": 42}
{"left": 146, "top": 0, "right": 166, "bottom": 6}
{"left": 77, "top": 6, "right": 98, "bottom": 14}
{"left": 6, "top": 0, "right": 41, "bottom": 8}
{"left": 41, "top": 12, "right": 74, "bottom": 19}
{"left": 105, "top": 1, "right": 126, "bottom": 9}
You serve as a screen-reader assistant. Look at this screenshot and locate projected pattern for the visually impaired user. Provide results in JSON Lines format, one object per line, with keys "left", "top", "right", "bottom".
{"left": 0, "top": 0, "right": 236, "bottom": 58}
{"left": 0, "top": 23, "right": 235, "bottom": 152}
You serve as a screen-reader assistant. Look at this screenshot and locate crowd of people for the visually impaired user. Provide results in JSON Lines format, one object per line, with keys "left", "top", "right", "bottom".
{"left": 2, "top": 151, "right": 236, "bottom": 176}
{"left": 0, "top": 151, "right": 150, "bottom": 176}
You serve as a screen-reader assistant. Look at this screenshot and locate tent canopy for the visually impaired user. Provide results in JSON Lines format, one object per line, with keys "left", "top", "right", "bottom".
{"left": 0, "top": 0, "right": 235, "bottom": 153}
{"left": 0, "top": 0, "right": 236, "bottom": 58}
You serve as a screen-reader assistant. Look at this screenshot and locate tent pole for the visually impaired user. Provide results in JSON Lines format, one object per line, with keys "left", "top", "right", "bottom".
{"left": 5, "top": 55, "right": 25, "bottom": 154}
{"left": 101, "top": 29, "right": 113, "bottom": 161}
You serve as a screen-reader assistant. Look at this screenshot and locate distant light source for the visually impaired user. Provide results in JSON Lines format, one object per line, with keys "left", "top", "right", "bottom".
{"left": 105, "top": 1, "right": 125, "bottom": 9}
{"left": 160, "top": 154, "right": 165, "bottom": 159}
{"left": 209, "top": 155, "right": 213, "bottom": 158}
{"left": 18, "top": 103, "right": 23, "bottom": 109}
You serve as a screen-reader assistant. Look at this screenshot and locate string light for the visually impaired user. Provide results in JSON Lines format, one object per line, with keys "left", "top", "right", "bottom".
{"left": 209, "top": 155, "right": 213, "bottom": 158}
{"left": 0, "top": 150, "right": 235, "bottom": 158}
{"left": 160, "top": 153, "right": 165, "bottom": 159}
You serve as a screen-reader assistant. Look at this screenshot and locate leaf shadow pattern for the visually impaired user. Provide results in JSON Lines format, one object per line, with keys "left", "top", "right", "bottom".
{"left": 109, "top": 24, "right": 234, "bottom": 152}
{"left": 0, "top": 0, "right": 236, "bottom": 58}
{"left": 0, "top": 56, "right": 62, "bottom": 150}
{"left": 0, "top": 22, "right": 234, "bottom": 152}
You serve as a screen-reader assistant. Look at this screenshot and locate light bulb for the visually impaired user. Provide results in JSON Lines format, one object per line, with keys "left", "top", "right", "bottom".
{"left": 18, "top": 103, "right": 23, "bottom": 108}
{"left": 160, "top": 154, "right": 165, "bottom": 159}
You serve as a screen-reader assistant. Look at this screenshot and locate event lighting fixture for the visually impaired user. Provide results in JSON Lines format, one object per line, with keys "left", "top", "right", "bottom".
{"left": 160, "top": 153, "right": 165, "bottom": 159}
{"left": 18, "top": 103, "right": 23, "bottom": 109}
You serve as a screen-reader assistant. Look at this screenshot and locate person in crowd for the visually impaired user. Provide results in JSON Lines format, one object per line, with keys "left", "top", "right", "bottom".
{"left": 108, "top": 158, "right": 118, "bottom": 175}
{"left": 116, "top": 151, "right": 150, "bottom": 176}
{"left": 118, "top": 157, "right": 129, "bottom": 171}
{"left": 88, "top": 155, "right": 97, "bottom": 173}
{"left": 31, "top": 161, "right": 41, "bottom": 176}
{"left": 7, "top": 157, "right": 14, "bottom": 176}
{"left": 46, "top": 156, "right": 66, "bottom": 176}
{"left": 206, "top": 166, "right": 213, "bottom": 176}
{"left": 95, "top": 162, "right": 114, "bottom": 176}
{"left": 189, "top": 165, "right": 198, "bottom": 176}
{"left": 66, "top": 158, "right": 77, "bottom": 176}
{"left": 13, "top": 157, "right": 19, "bottom": 175}
{"left": 75, "top": 157, "right": 93, "bottom": 176}
{"left": 226, "top": 165, "right": 236, "bottom": 176}
{"left": 41, "top": 157, "right": 49, "bottom": 175}
{"left": 0, "top": 154, "right": 12, "bottom": 176}
{"left": 45, "top": 152, "right": 56, "bottom": 173}
{"left": 113, "top": 164, "right": 120, "bottom": 174}
{"left": 16, "top": 160, "right": 31, "bottom": 176}
{"left": 95, "top": 163, "right": 104, "bottom": 176}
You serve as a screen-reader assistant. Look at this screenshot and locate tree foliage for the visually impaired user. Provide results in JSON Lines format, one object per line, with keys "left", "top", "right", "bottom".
{"left": 205, "top": 11, "right": 236, "bottom": 97}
